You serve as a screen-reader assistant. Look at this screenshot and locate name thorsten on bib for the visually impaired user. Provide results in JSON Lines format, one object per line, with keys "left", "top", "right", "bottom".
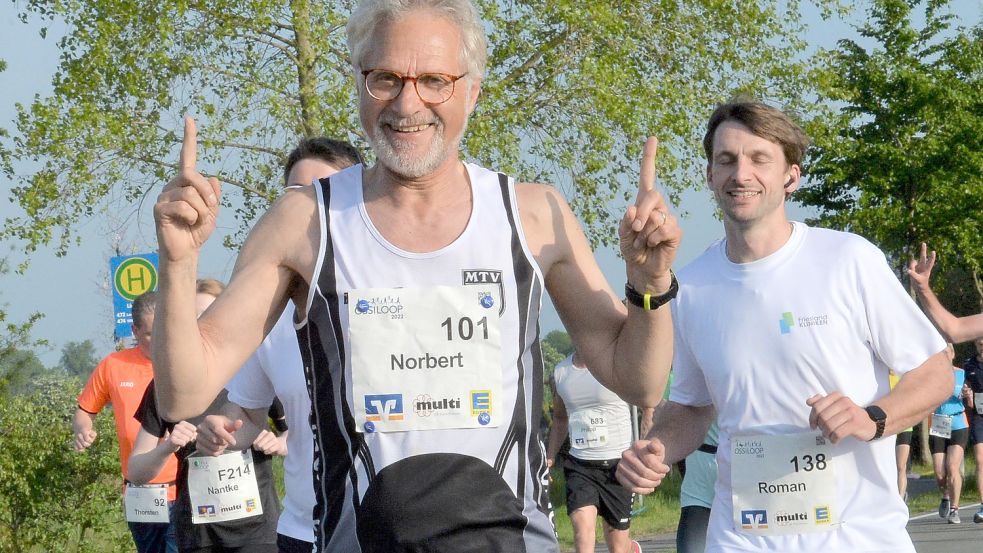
{"left": 350, "top": 286, "right": 504, "bottom": 433}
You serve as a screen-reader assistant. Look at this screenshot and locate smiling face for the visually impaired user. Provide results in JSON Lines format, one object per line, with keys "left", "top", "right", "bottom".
{"left": 358, "top": 10, "right": 481, "bottom": 179}
{"left": 707, "top": 120, "right": 800, "bottom": 231}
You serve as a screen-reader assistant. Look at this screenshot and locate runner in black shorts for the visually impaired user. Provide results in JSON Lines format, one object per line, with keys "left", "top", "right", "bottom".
{"left": 962, "top": 338, "right": 983, "bottom": 523}
{"left": 547, "top": 353, "right": 642, "bottom": 553}
{"left": 563, "top": 457, "right": 634, "bottom": 531}
{"left": 929, "top": 345, "right": 970, "bottom": 524}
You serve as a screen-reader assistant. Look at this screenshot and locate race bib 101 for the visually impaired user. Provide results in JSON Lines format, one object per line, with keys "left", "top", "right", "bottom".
{"left": 349, "top": 286, "right": 503, "bottom": 433}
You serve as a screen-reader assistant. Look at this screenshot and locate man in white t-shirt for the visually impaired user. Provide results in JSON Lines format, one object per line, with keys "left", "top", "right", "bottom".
{"left": 616, "top": 99, "right": 952, "bottom": 552}
{"left": 194, "top": 137, "right": 362, "bottom": 553}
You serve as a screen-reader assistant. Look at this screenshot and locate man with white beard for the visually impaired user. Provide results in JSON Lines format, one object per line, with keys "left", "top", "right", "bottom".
{"left": 151, "top": 1, "right": 681, "bottom": 551}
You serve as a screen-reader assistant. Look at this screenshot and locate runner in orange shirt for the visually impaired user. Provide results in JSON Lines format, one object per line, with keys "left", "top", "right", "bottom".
{"left": 73, "top": 290, "right": 178, "bottom": 553}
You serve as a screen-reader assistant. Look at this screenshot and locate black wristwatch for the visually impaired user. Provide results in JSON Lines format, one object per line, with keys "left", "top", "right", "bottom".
{"left": 864, "top": 405, "right": 887, "bottom": 441}
{"left": 625, "top": 271, "right": 678, "bottom": 311}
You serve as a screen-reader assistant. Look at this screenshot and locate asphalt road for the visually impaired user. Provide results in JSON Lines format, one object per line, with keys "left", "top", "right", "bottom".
{"left": 908, "top": 503, "right": 983, "bottom": 553}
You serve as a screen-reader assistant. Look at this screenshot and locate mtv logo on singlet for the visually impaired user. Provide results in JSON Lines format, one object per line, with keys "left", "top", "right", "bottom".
{"left": 462, "top": 269, "right": 505, "bottom": 315}
{"left": 365, "top": 394, "right": 404, "bottom": 422}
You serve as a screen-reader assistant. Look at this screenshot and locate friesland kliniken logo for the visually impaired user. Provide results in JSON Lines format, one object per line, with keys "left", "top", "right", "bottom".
{"left": 780, "top": 312, "right": 795, "bottom": 334}
{"left": 780, "top": 310, "right": 829, "bottom": 334}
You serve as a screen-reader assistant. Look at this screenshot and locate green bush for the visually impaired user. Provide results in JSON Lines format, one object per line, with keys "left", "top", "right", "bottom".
{"left": 0, "top": 374, "right": 131, "bottom": 552}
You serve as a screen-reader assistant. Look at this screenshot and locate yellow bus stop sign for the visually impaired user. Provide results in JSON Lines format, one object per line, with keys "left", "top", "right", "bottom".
{"left": 114, "top": 257, "right": 158, "bottom": 301}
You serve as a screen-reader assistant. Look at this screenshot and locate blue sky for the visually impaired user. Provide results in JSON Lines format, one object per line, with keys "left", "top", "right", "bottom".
{"left": 1, "top": 2, "right": 978, "bottom": 365}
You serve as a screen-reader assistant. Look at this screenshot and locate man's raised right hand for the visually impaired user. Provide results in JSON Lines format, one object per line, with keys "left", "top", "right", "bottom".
{"left": 154, "top": 116, "right": 221, "bottom": 263}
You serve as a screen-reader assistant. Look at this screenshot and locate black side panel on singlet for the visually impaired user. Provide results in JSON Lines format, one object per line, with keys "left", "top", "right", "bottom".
{"left": 298, "top": 177, "right": 362, "bottom": 552}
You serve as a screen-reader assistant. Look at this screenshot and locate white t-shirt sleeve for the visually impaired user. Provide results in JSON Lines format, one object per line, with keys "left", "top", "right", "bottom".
{"left": 226, "top": 348, "right": 276, "bottom": 410}
{"left": 853, "top": 239, "right": 946, "bottom": 376}
{"left": 668, "top": 300, "right": 713, "bottom": 407}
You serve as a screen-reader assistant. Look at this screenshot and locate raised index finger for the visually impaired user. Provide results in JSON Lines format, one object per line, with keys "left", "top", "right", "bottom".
{"left": 637, "top": 136, "right": 659, "bottom": 198}
{"left": 180, "top": 116, "right": 198, "bottom": 170}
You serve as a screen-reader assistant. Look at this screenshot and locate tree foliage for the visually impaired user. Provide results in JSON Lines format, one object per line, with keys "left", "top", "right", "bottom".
{"left": 0, "top": 373, "right": 129, "bottom": 552}
{"left": 59, "top": 339, "right": 100, "bottom": 380}
{"left": 0, "top": 347, "right": 46, "bottom": 397}
{"left": 0, "top": 257, "right": 45, "bottom": 396}
{"left": 5, "top": 0, "right": 837, "bottom": 255}
{"left": 800, "top": 0, "right": 983, "bottom": 290}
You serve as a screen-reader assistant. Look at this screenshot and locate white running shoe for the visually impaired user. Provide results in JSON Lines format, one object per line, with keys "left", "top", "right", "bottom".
{"left": 947, "top": 508, "right": 961, "bottom": 524}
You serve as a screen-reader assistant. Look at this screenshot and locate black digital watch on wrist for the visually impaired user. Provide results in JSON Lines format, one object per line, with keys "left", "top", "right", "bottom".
{"left": 864, "top": 405, "right": 887, "bottom": 441}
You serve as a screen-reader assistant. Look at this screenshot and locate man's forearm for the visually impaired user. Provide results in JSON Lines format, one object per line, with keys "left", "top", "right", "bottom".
{"left": 233, "top": 405, "right": 270, "bottom": 450}
{"left": 913, "top": 282, "right": 965, "bottom": 343}
{"left": 153, "top": 259, "right": 211, "bottom": 420}
{"left": 875, "top": 351, "right": 953, "bottom": 435}
{"left": 128, "top": 442, "right": 177, "bottom": 485}
{"left": 646, "top": 400, "right": 714, "bottom": 465}
{"left": 545, "top": 417, "right": 568, "bottom": 462}
{"left": 611, "top": 304, "right": 673, "bottom": 408}
{"left": 72, "top": 408, "right": 95, "bottom": 434}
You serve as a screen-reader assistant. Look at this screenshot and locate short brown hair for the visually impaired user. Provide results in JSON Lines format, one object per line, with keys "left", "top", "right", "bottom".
{"left": 196, "top": 278, "right": 226, "bottom": 299}
{"left": 703, "top": 100, "right": 810, "bottom": 167}
{"left": 131, "top": 290, "right": 158, "bottom": 328}
{"left": 283, "top": 138, "right": 363, "bottom": 186}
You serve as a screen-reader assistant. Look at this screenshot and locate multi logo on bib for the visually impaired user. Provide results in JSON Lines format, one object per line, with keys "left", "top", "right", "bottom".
{"left": 350, "top": 286, "right": 503, "bottom": 433}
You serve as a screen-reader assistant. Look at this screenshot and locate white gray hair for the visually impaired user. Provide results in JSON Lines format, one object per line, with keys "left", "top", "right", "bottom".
{"left": 346, "top": 0, "right": 488, "bottom": 78}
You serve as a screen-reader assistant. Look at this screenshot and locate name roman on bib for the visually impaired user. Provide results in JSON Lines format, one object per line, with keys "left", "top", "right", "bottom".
{"left": 392, "top": 352, "right": 464, "bottom": 370}
{"left": 759, "top": 481, "right": 807, "bottom": 494}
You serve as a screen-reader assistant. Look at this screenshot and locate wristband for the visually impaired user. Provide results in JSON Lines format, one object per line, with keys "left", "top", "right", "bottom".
{"left": 625, "top": 271, "right": 678, "bottom": 311}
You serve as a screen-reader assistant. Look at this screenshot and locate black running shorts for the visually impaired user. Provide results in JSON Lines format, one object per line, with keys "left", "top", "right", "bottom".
{"left": 563, "top": 456, "right": 634, "bottom": 530}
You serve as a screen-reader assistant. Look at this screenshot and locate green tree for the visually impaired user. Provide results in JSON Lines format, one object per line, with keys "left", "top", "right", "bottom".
{"left": 5, "top": 0, "right": 837, "bottom": 254}
{"left": 59, "top": 339, "right": 99, "bottom": 380}
{"left": 542, "top": 329, "right": 573, "bottom": 372}
{"left": 0, "top": 374, "right": 129, "bottom": 552}
{"left": 0, "top": 347, "right": 46, "bottom": 396}
{"left": 800, "top": 0, "right": 983, "bottom": 289}
{"left": 0, "top": 257, "right": 45, "bottom": 397}
{"left": 801, "top": 0, "right": 982, "bottom": 466}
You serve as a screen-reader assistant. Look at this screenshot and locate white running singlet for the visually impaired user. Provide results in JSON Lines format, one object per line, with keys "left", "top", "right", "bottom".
{"left": 298, "top": 163, "right": 556, "bottom": 552}
{"left": 227, "top": 303, "right": 315, "bottom": 544}
{"left": 553, "top": 354, "right": 632, "bottom": 460}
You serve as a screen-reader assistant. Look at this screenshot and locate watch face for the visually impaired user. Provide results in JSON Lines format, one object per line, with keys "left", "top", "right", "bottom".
{"left": 866, "top": 405, "right": 886, "bottom": 422}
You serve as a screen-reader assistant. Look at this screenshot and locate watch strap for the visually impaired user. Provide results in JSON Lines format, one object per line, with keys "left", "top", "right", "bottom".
{"left": 625, "top": 271, "right": 678, "bottom": 311}
{"left": 864, "top": 405, "right": 886, "bottom": 441}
